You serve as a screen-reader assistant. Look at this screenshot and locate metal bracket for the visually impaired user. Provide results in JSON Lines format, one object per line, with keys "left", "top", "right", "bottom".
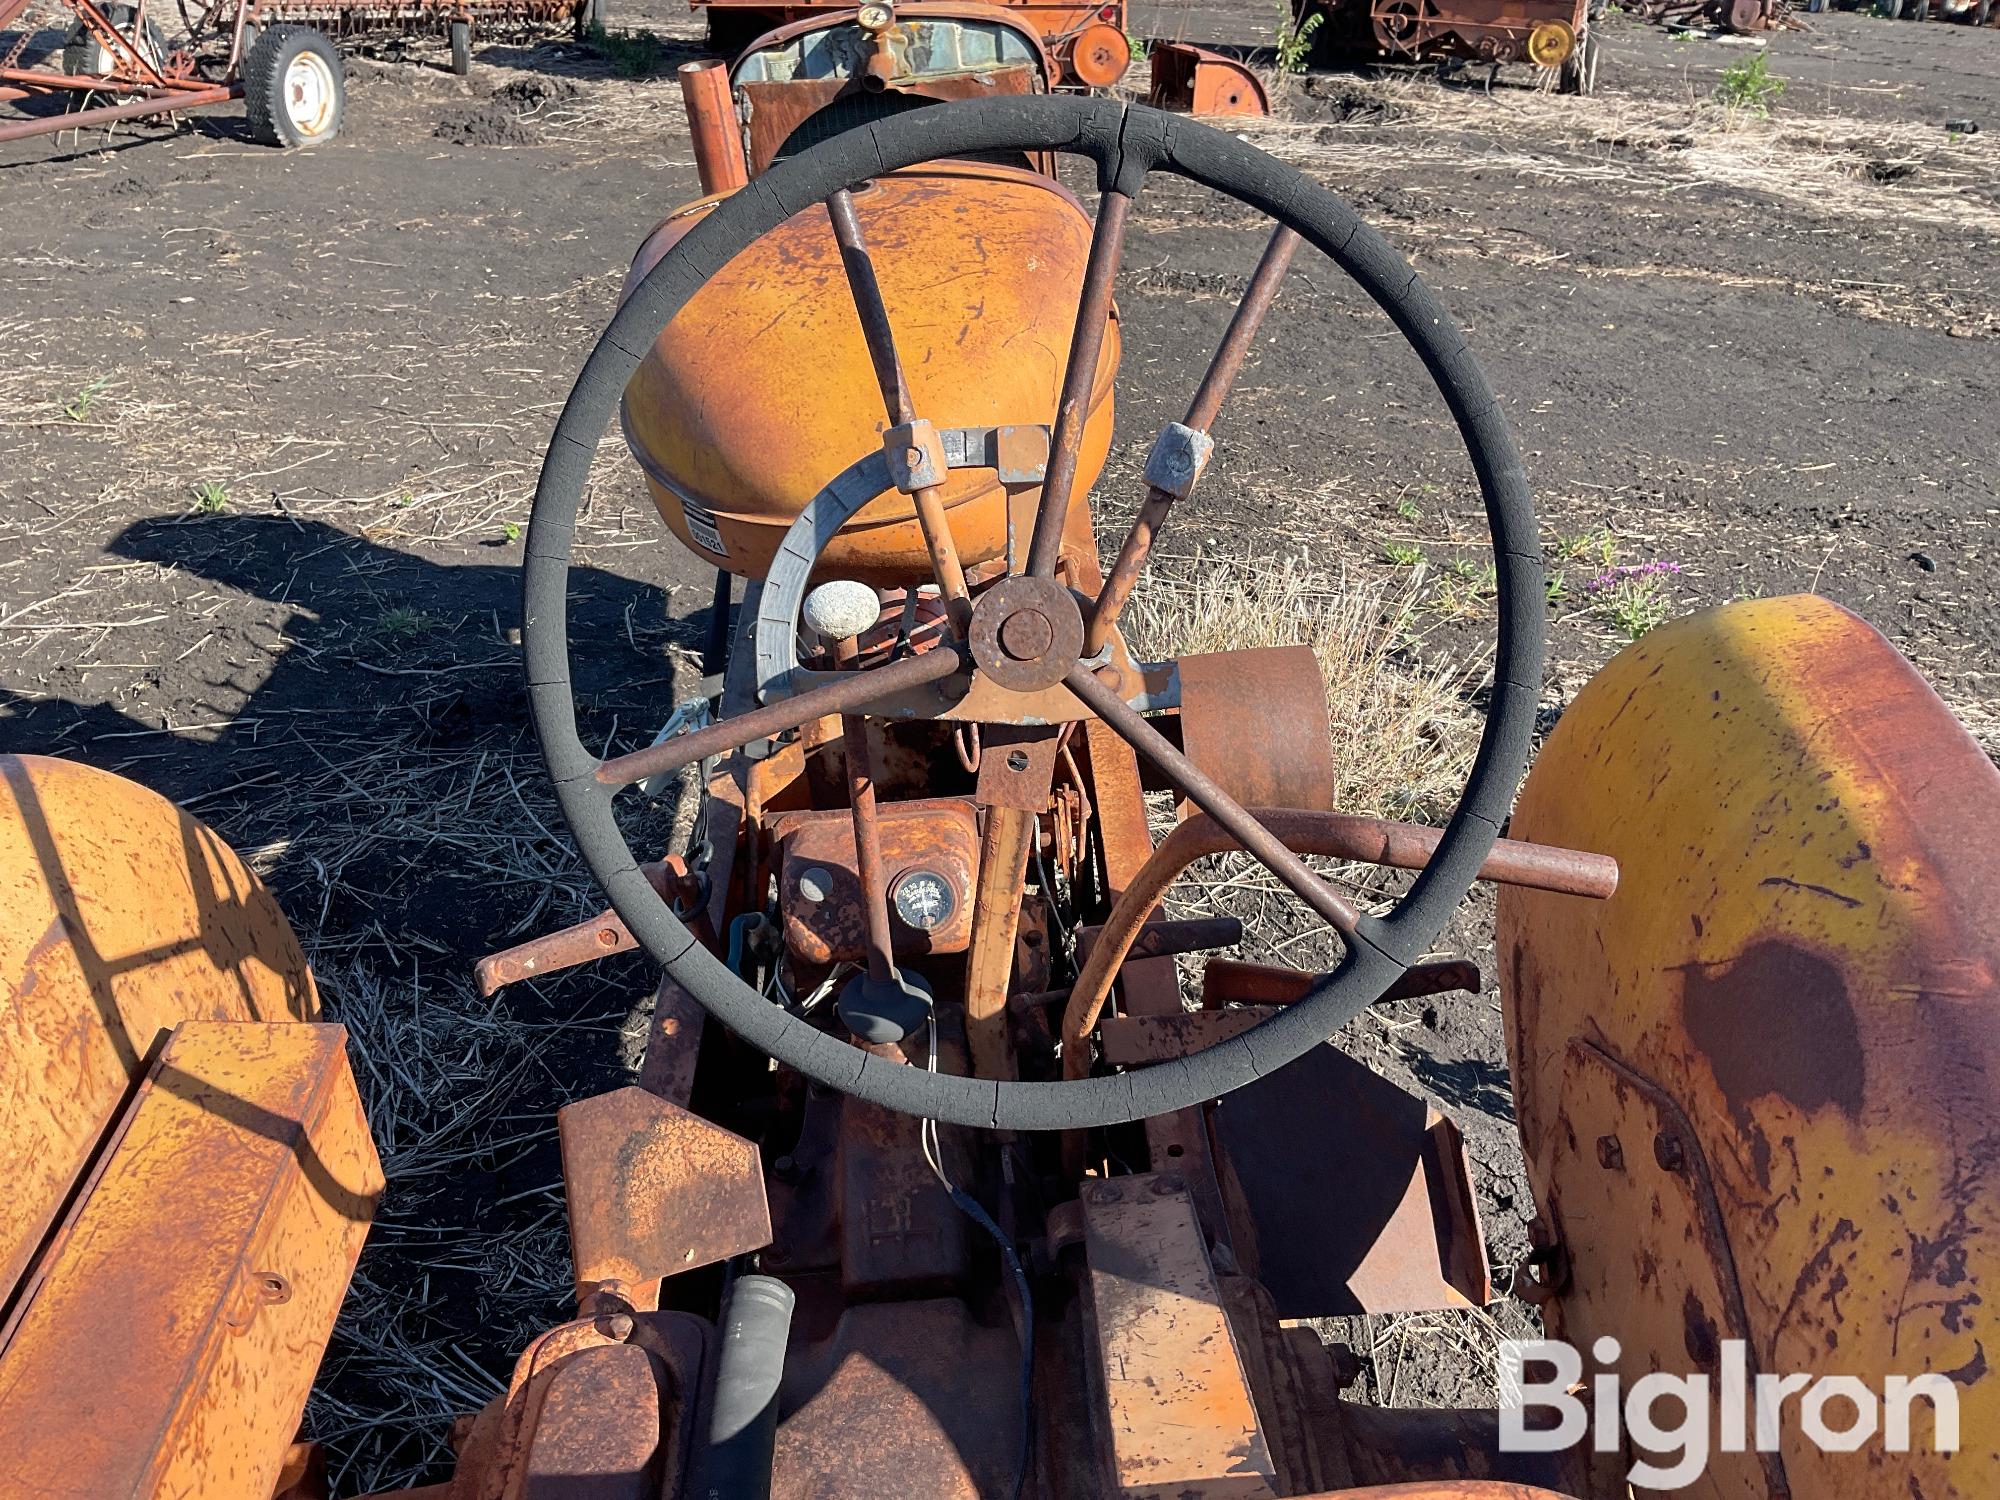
{"left": 1142, "top": 421, "right": 1215, "bottom": 501}
{"left": 883, "top": 418, "right": 948, "bottom": 493}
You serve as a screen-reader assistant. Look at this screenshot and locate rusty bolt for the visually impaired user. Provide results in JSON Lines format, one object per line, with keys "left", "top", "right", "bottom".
{"left": 1150, "top": 1174, "right": 1184, "bottom": 1196}
{"left": 998, "top": 608, "right": 1055, "bottom": 662}
{"left": 1654, "top": 1130, "right": 1685, "bottom": 1173}
{"left": 904, "top": 446, "right": 925, "bottom": 472}
{"left": 1596, "top": 1134, "right": 1625, "bottom": 1171}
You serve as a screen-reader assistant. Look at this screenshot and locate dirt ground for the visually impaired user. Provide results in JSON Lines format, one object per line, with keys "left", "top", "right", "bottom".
{"left": 3, "top": 0, "right": 1997, "bottom": 1489}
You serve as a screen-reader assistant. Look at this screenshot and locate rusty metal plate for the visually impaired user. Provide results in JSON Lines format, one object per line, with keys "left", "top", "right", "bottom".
{"left": 1210, "top": 1042, "right": 1489, "bottom": 1318}
{"left": 772, "top": 1300, "right": 1026, "bottom": 1500}
{"left": 1201, "top": 957, "right": 1480, "bottom": 1008}
{"left": 838, "top": 1097, "right": 969, "bottom": 1298}
{"left": 774, "top": 798, "right": 980, "bottom": 964}
{"left": 974, "top": 723, "right": 1061, "bottom": 812}
{"left": 521, "top": 1342, "right": 667, "bottom": 1499}
{"left": 0, "top": 1021, "right": 379, "bottom": 1500}
{"left": 994, "top": 423, "right": 1051, "bottom": 484}
{"left": 1100, "top": 1007, "right": 1279, "bottom": 1064}
{"left": 1176, "top": 646, "right": 1337, "bottom": 814}
{"left": 634, "top": 972, "right": 706, "bottom": 1110}
{"left": 445, "top": 1310, "right": 709, "bottom": 1500}
{"left": 1080, "top": 1173, "right": 1279, "bottom": 1499}
{"left": 558, "top": 1087, "right": 771, "bottom": 1297}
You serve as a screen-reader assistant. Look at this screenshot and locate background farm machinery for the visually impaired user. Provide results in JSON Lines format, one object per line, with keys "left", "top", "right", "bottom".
{"left": 0, "top": 0, "right": 587, "bottom": 146}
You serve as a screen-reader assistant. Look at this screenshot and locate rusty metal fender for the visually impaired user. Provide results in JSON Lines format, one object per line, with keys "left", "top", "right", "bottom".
{"left": 0, "top": 753, "right": 319, "bottom": 1303}
{"left": 1499, "top": 595, "right": 2000, "bottom": 1496}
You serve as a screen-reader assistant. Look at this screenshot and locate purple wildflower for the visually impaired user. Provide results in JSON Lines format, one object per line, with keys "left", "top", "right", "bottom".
{"left": 1585, "top": 560, "right": 1683, "bottom": 594}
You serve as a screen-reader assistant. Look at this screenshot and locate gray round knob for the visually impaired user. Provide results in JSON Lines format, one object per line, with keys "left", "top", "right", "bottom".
{"left": 802, "top": 579, "right": 882, "bottom": 643}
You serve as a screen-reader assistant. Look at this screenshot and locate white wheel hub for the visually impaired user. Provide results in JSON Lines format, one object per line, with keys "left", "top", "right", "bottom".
{"left": 283, "top": 50, "right": 336, "bottom": 137}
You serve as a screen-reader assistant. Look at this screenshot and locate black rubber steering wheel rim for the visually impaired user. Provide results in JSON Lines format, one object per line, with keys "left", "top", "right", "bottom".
{"left": 523, "top": 95, "right": 1544, "bottom": 1131}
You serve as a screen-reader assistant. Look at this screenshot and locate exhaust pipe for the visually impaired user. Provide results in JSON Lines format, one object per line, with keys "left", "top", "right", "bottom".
{"left": 679, "top": 60, "right": 748, "bottom": 195}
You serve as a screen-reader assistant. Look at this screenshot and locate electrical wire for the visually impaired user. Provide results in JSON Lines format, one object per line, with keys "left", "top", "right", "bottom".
{"left": 921, "top": 1006, "right": 1035, "bottom": 1500}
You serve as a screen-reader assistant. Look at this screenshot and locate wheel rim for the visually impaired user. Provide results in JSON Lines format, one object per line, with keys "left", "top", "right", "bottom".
{"left": 284, "top": 50, "right": 336, "bottom": 136}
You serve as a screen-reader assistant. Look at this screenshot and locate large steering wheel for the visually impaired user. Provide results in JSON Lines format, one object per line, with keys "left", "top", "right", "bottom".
{"left": 523, "top": 95, "right": 1543, "bottom": 1131}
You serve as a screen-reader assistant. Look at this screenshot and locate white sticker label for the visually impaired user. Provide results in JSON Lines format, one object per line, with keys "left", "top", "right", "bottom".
{"left": 681, "top": 498, "right": 725, "bottom": 555}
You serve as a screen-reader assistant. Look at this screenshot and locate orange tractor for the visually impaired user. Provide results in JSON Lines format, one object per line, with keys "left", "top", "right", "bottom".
{"left": 2, "top": 8, "right": 1994, "bottom": 1497}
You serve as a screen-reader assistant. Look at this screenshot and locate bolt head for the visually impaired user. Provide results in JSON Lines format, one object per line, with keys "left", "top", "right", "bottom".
{"left": 1653, "top": 1130, "right": 1686, "bottom": 1172}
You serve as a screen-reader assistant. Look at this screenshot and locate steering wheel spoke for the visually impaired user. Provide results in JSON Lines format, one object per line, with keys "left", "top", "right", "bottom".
{"left": 1062, "top": 663, "right": 1361, "bottom": 935}
{"left": 826, "top": 187, "right": 974, "bottom": 633}
{"left": 1023, "top": 187, "right": 1133, "bottom": 580}
{"left": 594, "top": 643, "right": 967, "bottom": 789}
{"left": 1084, "top": 225, "right": 1302, "bottom": 657}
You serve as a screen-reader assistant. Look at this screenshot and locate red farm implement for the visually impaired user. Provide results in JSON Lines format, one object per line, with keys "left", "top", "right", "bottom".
{"left": 0, "top": 0, "right": 587, "bottom": 147}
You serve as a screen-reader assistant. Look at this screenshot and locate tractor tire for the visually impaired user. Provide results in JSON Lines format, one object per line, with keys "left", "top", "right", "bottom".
{"left": 62, "top": 5, "right": 168, "bottom": 83}
{"left": 243, "top": 25, "right": 344, "bottom": 148}
{"left": 449, "top": 18, "right": 471, "bottom": 75}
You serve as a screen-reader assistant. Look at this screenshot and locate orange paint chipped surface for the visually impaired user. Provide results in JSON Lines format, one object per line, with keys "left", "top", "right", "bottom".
{"left": 1082, "top": 1173, "right": 1277, "bottom": 1499}
{"left": 0, "top": 753, "right": 319, "bottom": 1298}
{"left": 0, "top": 1020, "right": 379, "bottom": 1499}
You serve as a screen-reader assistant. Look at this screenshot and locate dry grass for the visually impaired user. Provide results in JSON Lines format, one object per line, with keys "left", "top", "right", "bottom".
{"left": 1238, "top": 72, "right": 2000, "bottom": 239}
{"left": 1121, "top": 549, "right": 1493, "bottom": 982}
{"left": 1123, "top": 549, "right": 1489, "bottom": 822}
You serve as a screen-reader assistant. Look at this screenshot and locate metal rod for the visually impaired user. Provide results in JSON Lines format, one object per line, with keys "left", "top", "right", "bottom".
{"left": 826, "top": 187, "right": 913, "bottom": 423}
{"left": 1075, "top": 915, "right": 1243, "bottom": 966}
{"left": 1024, "top": 190, "right": 1132, "bottom": 579}
{"left": 0, "top": 81, "right": 235, "bottom": 143}
{"left": 595, "top": 644, "right": 966, "bottom": 787}
{"left": 962, "top": 804, "right": 1035, "bottom": 1080}
{"left": 1083, "top": 226, "right": 1300, "bottom": 656}
{"left": 842, "top": 714, "right": 896, "bottom": 984}
{"left": 1200, "top": 956, "right": 1482, "bottom": 1008}
{"left": 1064, "top": 662, "right": 1362, "bottom": 933}
{"left": 679, "top": 61, "right": 748, "bottom": 195}
{"left": 473, "top": 863, "right": 693, "bottom": 995}
{"left": 1059, "top": 805, "right": 1618, "bottom": 1075}
{"left": 825, "top": 187, "right": 973, "bottom": 632}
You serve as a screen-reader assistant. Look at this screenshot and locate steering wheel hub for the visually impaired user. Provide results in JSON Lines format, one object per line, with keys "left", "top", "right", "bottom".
{"left": 968, "top": 575, "right": 1084, "bottom": 692}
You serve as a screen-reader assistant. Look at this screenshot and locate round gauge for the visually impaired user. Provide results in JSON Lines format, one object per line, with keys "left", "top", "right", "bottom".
{"left": 856, "top": 1, "right": 893, "bottom": 29}
{"left": 891, "top": 868, "right": 956, "bottom": 932}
